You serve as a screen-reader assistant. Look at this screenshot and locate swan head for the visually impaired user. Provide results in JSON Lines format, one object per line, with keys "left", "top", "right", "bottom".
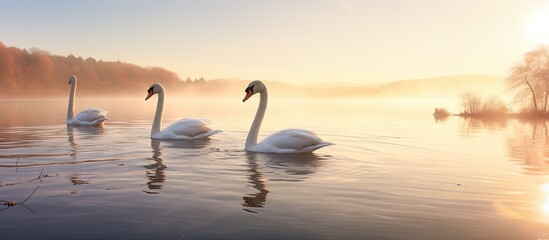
{"left": 145, "top": 83, "right": 164, "bottom": 100}
{"left": 69, "top": 75, "right": 77, "bottom": 85}
{"left": 242, "top": 80, "right": 265, "bottom": 102}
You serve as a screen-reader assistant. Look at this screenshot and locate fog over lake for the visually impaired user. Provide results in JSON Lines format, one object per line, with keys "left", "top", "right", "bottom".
{"left": 1, "top": 98, "right": 548, "bottom": 239}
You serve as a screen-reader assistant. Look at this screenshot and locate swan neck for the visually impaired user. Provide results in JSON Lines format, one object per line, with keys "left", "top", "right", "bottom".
{"left": 152, "top": 89, "right": 164, "bottom": 136}
{"left": 246, "top": 89, "right": 268, "bottom": 149}
{"left": 67, "top": 81, "right": 76, "bottom": 121}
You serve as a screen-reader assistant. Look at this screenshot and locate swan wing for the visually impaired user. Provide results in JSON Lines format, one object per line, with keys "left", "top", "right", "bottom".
{"left": 159, "top": 118, "right": 221, "bottom": 140}
{"left": 70, "top": 108, "right": 108, "bottom": 126}
{"left": 257, "top": 129, "right": 333, "bottom": 153}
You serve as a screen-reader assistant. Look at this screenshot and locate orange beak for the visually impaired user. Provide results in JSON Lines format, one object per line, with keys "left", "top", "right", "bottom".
{"left": 242, "top": 90, "right": 253, "bottom": 102}
{"left": 145, "top": 91, "right": 154, "bottom": 100}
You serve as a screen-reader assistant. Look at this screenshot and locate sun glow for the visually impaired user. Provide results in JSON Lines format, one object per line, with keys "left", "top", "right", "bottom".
{"left": 529, "top": 8, "right": 549, "bottom": 44}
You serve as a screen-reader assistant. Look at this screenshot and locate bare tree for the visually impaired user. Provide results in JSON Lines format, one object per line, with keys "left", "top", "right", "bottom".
{"left": 508, "top": 44, "right": 549, "bottom": 113}
{"left": 525, "top": 45, "right": 549, "bottom": 111}
{"left": 481, "top": 95, "right": 508, "bottom": 114}
{"left": 461, "top": 92, "right": 482, "bottom": 114}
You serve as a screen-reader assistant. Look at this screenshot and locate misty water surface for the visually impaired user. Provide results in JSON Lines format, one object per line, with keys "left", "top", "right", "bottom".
{"left": 1, "top": 98, "right": 549, "bottom": 239}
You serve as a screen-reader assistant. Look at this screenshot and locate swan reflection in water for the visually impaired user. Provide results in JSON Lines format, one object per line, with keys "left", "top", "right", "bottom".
{"left": 145, "top": 139, "right": 212, "bottom": 194}
{"left": 242, "top": 153, "right": 325, "bottom": 212}
{"left": 145, "top": 140, "right": 168, "bottom": 194}
{"left": 67, "top": 125, "right": 105, "bottom": 157}
{"left": 66, "top": 125, "right": 104, "bottom": 194}
{"left": 66, "top": 125, "right": 105, "bottom": 158}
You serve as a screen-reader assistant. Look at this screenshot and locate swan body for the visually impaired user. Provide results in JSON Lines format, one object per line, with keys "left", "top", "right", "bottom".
{"left": 246, "top": 128, "right": 334, "bottom": 154}
{"left": 242, "top": 80, "right": 333, "bottom": 154}
{"left": 66, "top": 75, "right": 108, "bottom": 126}
{"left": 145, "top": 83, "right": 221, "bottom": 140}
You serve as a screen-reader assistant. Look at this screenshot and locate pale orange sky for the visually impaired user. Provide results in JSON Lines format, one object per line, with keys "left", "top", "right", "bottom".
{"left": 1, "top": 0, "right": 548, "bottom": 84}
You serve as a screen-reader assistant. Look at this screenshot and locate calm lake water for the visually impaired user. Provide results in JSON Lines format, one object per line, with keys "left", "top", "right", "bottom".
{"left": 1, "top": 97, "right": 549, "bottom": 239}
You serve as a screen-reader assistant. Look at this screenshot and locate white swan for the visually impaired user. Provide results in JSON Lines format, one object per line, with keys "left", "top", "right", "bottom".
{"left": 145, "top": 83, "right": 221, "bottom": 140}
{"left": 242, "top": 80, "right": 333, "bottom": 153}
{"left": 66, "top": 75, "right": 108, "bottom": 126}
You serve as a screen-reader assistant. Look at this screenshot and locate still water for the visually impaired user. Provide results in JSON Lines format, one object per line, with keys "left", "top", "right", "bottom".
{"left": 1, "top": 97, "right": 549, "bottom": 239}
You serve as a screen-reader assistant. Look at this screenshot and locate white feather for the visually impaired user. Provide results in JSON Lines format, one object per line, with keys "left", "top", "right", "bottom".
{"left": 152, "top": 118, "right": 221, "bottom": 140}
{"left": 249, "top": 129, "right": 334, "bottom": 154}
{"left": 68, "top": 108, "right": 108, "bottom": 126}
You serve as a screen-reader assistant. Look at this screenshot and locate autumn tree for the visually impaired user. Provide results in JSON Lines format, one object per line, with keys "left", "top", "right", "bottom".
{"left": 0, "top": 42, "right": 184, "bottom": 96}
{"left": 0, "top": 42, "right": 17, "bottom": 92}
{"left": 29, "top": 50, "right": 54, "bottom": 90}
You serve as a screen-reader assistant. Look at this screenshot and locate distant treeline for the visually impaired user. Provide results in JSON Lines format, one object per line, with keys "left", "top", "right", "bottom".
{"left": 303, "top": 75, "right": 504, "bottom": 98}
{"left": 0, "top": 41, "right": 185, "bottom": 97}
{"left": 0, "top": 41, "right": 506, "bottom": 98}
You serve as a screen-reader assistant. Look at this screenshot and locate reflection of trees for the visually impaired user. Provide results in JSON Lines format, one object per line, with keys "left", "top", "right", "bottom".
{"left": 495, "top": 120, "right": 549, "bottom": 226}
{"left": 433, "top": 115, "right": 449, "bottom": 123}
{"left": 433, "top": 114, "right": 449, "bottom": 123}
{"left": 461, "top": 117, "right": 509, "bottom": 135}
{"left": 242, "top": 153, "right": 325, "bottom": 212}
{"left": 507, "top": 120, "right": 549, "bottom": 175}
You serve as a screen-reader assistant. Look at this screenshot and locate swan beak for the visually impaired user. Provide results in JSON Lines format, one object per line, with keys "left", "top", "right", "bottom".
{"left": 242, "top": 90, "right": 253, "bottom": 102}
{"left": 145, "top": 91, "right": 154, "bottom": 100}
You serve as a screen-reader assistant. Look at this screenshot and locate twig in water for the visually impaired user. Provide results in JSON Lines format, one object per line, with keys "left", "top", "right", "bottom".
{"left": 0, "top": 168, "right": 46, "bottom": 188}
{"left": 15, "top": 154, "right": 21, "bottom": 174}
{"left": 0, "top": 185, "right": 40, "bottom": 215}
{"left": 36, "top": 168, "right": 44, "bottom": 183}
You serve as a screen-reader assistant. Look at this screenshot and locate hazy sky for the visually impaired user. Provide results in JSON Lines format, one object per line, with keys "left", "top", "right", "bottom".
{"left": 1, "top": 0, "right": 548, "bottom": 84}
